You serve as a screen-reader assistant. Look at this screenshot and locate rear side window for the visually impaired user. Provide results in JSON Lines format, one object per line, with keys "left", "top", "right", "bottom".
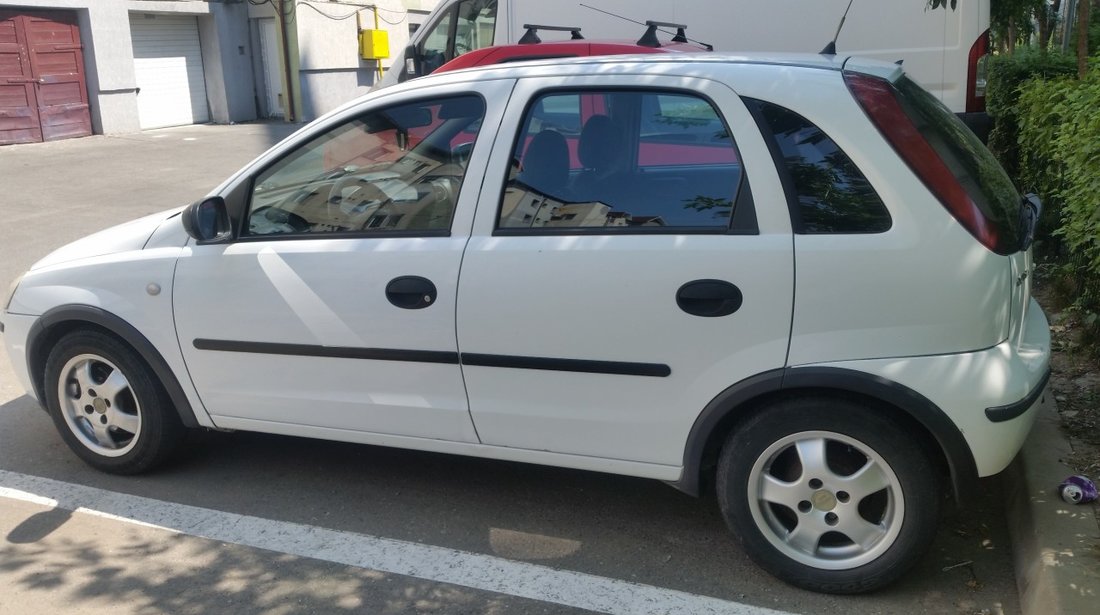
{"left": 498, "top": 89, "right": 747, "bottom": 232}
{"left": 748, "top": 99, "right": 890, "bottom": 234}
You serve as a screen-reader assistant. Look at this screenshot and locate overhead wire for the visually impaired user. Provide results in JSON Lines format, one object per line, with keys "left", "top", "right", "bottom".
{"left": 295, "top": 1, "right": 407, "bottom": 25}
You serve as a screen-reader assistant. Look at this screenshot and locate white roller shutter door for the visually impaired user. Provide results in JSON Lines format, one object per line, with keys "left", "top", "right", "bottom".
{"left": 129, "top": 14, "right": 209, "bottom": 129}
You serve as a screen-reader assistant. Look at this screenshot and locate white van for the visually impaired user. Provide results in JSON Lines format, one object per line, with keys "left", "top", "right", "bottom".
{"left": 376, "top": 0, "right": 990, "bottom": 132}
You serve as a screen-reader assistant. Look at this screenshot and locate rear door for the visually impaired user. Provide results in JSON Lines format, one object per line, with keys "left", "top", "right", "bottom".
{"left": 457, "top": 74, "right": 794, "bottom": 467}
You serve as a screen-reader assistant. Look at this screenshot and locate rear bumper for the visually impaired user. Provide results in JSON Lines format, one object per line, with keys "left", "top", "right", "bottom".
{"left": 986, "top": 368, "right": 1050, "bottom": 423}
{"left": 810, "top": 297, "right": 1050, "bottom": 478}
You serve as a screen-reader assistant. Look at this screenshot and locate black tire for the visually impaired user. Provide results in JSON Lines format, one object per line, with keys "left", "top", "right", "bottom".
{"left": 716, "top": 397, "right": 940, "bottom": 594}
{"left": 43, "top": 330, "right": 185, "bottom": 474}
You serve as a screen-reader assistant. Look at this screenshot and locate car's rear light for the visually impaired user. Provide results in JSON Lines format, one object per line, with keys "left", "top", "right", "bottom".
{"left": 844, "top": 72, "right": 1001, "bottom": 252}
{"left": 966, "top": 29, "right": 990, "bottom": 113}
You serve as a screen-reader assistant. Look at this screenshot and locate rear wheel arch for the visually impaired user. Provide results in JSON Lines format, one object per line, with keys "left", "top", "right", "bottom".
{"left": 27, "top": 305, "right": 200, "bottom": 429}
{"left": 673, "top": 367, "right": 977, "bottom": 506}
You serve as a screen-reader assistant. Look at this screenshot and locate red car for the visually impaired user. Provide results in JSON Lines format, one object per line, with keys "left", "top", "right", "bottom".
{"left": 434, "top": 22, "right": 710, "bottom": 74}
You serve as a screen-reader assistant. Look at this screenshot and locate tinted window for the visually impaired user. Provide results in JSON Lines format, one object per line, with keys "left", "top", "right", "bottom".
{"left": 246, "top": 95, "right": 485, "bottom": 236}
{"left": 752, "top": 100, "right": 890, "bottom": 234}
{"left": 498, "top": 90, "right": 743, "bottom": 231}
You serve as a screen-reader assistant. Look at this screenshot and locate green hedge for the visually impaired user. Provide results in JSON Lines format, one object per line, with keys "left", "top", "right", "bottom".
{"left": 986, "top": 49, "right": 1076, "bottom": 180}
{"left": 1016, "top": 58, "right": 1100, "bottom": 331}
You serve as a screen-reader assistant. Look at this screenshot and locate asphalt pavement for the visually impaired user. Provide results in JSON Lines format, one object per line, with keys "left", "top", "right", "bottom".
{"left": 0, "top": 123, "right": 1025, "bottom": 614}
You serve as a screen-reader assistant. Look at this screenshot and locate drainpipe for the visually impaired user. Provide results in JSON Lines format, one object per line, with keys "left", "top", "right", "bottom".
{"left": 274, "top": 0, "right": 296, "bottom": 122}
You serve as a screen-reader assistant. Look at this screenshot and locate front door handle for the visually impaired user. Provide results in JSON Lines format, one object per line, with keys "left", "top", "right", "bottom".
{"left": 386, "top": 276, "right": 437, "bottom": 309}
{"left": 676, "top": 279, "right": 743, "bottom": 317}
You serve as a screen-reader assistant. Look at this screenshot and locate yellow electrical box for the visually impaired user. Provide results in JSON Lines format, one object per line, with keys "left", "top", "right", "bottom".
{"left": 359, "top": 29, "right": 389, "bottom": 60}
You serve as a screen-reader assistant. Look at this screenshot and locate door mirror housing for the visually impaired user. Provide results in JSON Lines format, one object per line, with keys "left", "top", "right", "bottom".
{"left": 403, "top": 44, "right": 419, "bottom": 80}
{"left": 182, "top": 196, "right": 232, "bottom": 244}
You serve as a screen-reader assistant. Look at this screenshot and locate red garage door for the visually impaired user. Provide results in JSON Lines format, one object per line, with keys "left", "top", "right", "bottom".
{"left": 0, "top": 10, "right": 91, "bottom": 145}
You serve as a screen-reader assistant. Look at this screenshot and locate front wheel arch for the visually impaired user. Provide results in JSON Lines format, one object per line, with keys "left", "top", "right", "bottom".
{"left": 673, "top": 367, "right": 977, "bottom": 507}
{"left": 27, "top": 305, "right": 201, "bottom": 429}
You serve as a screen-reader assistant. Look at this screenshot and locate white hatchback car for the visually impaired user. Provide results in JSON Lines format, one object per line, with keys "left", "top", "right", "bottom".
{"left": 2, "top": 53, "right": 1050, "bottom": 594}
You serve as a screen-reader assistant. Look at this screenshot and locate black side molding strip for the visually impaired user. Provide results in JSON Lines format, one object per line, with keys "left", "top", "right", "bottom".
{"left": 192, "top": 339, "right": 671, "bottom": 377}
{"left": 461, "top": 353, "right": 671, "bottom": 377}
{"left": 985, "top": 368, "right": 1051, "bottom": 423}
{"left": 193, "top": 339, "right": 460, "bottom": 365}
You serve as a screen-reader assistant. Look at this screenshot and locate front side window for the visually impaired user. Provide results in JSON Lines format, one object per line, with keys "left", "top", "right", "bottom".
{"left": 454, "top": 0, "right": 496, "bottom": 56}
{"left": 246, "top": 95, "right": 485, "bottom": 237}
{"left": 498, "top": 90, "right": 743, "bottom": 231}
{"left": 419, "top": 9, "right": 454, "bottom": 74}
{"left": 749, "top": 99, "right": 891, "bottom": 234}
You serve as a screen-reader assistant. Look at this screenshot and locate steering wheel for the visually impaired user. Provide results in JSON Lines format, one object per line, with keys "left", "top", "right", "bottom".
{"left": 327, "top": 175, "right": 389, "bottom": 227}
{"left": 250, "top": 206, "right": 311, "bottom": 234}
{"left": 451, "top": 141, "right": 475, "bottom": 167}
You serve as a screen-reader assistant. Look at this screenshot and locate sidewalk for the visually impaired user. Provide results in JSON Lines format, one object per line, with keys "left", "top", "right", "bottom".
{"left": 1005, "top": 395, "right": 1100, "bottom": 615}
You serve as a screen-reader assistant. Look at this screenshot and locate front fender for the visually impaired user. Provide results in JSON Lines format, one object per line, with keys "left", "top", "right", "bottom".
{"left": 26, "top": 305, "right": 210, "bottom": 429}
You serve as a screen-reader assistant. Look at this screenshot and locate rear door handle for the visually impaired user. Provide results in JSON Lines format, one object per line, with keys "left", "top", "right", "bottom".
{"left": 386, "top": 276, "right": 437, "bottom": 310}
{"left": 676, "top": 279, "right": 743, "bottom": 317}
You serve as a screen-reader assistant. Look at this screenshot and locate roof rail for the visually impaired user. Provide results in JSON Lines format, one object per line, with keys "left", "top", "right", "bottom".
{"left": 519, "top": 24, "right": 584, "bottom": 45}
{"left": 637, "top": 20, "right": 688, "bottom": 48}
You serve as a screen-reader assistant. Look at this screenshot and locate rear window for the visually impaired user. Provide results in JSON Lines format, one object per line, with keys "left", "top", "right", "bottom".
{"left": 892, "top": 76, "right": 1021, "bottom": 249}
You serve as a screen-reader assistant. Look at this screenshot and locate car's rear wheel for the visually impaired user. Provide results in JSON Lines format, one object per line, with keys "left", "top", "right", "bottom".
{"left": 717, "top": 397, "right": 940, "bottom": 594}
{"left": 44, "top": 330, "right": 184, "bottom": 474}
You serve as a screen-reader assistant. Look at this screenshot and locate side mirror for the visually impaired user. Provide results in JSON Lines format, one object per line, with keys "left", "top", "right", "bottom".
{"left": 403, "top": 44, "right": 419, "bottom": 80}
{"left": 182, "top": 196, "right": 232, "bottom": 243}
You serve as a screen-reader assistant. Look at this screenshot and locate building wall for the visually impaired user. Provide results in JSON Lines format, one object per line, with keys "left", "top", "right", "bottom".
{"left": 198, "top": 1, "right": 256, "bottom": 124}
{"left": 292, "top": 0, "right": 427, "bottom": 121}
{"left": 0, "top": 0, "right": 257, "bottom": 134}
{"left": 2, "top": 0, "right": 445, "bottom": 133}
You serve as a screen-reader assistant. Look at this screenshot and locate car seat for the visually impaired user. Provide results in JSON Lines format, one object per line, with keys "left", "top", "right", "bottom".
{"left": 517, "top": 129, "right": 570, "bottom": 200}
{"left": 571, "top": 115, "right": 626, "bottom": 206}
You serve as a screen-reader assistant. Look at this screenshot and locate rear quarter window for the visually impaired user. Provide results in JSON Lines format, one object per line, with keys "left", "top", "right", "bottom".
{"left": 747, "top": 99, "right": 891, "bottom": 234}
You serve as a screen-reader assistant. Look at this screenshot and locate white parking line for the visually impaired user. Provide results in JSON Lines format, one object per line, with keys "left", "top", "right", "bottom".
{"left": 0, "top": 469, "right": 792, "bottom": 615}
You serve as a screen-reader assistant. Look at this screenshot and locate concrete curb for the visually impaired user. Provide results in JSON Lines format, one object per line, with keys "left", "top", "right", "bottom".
{"left": 1004, "top": 394, "right": 1100, "bottom": 615}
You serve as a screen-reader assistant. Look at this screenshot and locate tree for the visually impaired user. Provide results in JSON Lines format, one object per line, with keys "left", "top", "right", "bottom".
{"left": 1077, "top": 0, "right": 1092, "bottom": 77}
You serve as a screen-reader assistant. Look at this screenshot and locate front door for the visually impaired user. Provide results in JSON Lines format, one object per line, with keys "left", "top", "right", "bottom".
{"left": 0, "top": 10, "right": 91, "bottom": 145}
{"left": 173, "top": 81, "right": 512, "bottom": 441}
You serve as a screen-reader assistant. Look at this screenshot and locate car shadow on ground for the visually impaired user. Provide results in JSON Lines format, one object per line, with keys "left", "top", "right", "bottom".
{"left": 0, "top": 393, "right": 1019, "bottom": 613}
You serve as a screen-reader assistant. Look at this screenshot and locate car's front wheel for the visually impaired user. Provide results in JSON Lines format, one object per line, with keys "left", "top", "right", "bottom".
{"left": 717, "top": 397, "right": 940, "bottom": 594}
{"left": 44, "top": 330, "right": 184, "bottom": 474}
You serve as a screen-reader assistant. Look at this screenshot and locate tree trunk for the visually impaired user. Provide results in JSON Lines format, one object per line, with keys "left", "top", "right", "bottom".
{"left": 1038, "top": 2, "right": 1052, "bottom": 51}
{"left": 1078, "top": 0, "right": 1091, "bottom": 78}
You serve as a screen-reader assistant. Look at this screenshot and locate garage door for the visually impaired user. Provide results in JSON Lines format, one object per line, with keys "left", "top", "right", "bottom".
{"left": 129, "top": 13, "right": 208, "bottom": 129}
{"left": 0, "top": 9, "right": 92, "bottom": 145}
